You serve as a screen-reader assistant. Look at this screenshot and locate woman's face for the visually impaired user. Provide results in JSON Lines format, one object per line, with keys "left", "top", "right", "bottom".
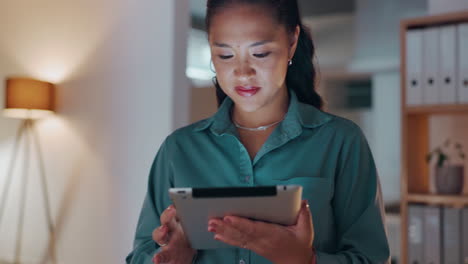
{"left": 208, "top": 4, "right": 299, "bottom": 113}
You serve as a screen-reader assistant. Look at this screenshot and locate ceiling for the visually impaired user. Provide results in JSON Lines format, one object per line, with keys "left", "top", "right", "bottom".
{"left": 190, "top": 0, "right": 355, "bottom": 30}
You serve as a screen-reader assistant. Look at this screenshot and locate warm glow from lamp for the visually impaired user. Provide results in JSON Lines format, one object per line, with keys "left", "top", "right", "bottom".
{"left": 4, "top": 77, "right": 55, "bottom": 119}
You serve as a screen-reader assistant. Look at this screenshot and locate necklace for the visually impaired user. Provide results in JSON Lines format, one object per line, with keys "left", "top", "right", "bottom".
{"left": 233, "top": 117, "right": 285, "bottom": 131}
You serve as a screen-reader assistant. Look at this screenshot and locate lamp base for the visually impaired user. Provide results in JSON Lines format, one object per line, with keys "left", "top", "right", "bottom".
{"left": 0, "top": 119, "right": 57, "bottom": 264}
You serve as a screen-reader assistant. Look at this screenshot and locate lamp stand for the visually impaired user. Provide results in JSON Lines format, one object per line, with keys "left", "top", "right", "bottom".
{"left": 0, "top": 119, "right": 57, "bottom": 264}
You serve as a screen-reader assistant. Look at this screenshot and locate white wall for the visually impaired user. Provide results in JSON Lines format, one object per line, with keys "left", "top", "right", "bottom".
{"left": 0, "top": 0, "right": 190, "bottom": 263}
{"left": 371, "top": 71, "right": 401, "bottom": 203}
{"left": 304, "top": 14, "right": 355, "bottom": 71}
{"left": 429, "top": 0, "right": 468, "bottom": 14}
{"left": 350, "top": 0, "right": 427, "bottom": 72}
{"left": 344, "top": 0, "right": 427, "bottom": 204}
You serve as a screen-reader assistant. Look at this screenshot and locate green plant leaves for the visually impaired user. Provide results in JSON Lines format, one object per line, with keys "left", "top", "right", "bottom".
{"left": 426, "top": 140, "right": 466, "bottom": 167}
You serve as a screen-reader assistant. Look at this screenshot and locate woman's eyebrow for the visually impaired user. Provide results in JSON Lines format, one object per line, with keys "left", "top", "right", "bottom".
{"left": 213, "top": 40, "right": 272, "bottom": 48}
{"left": 249, "top": 40, "right": 272, "bottom": 47}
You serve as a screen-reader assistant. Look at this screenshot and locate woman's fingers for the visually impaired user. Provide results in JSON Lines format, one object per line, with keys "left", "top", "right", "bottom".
{"left": 293, "top": 200, "right": 314, "bottom": 244}
{"left": 160, "top": 205, "right": 177, "bottom": 226}
{"left": 296, "top": 201, "right": 312, "bottom": 228}
{"left": 152, "top": 205, "right": 179, "bottom": 248}
{"left": 223, "top": 215, "right": 281, "bottom": 239}
{"left": 151, "top": 205, "right": 197, "bottom": 263}
{"left": 208, "top": 216, "right": 262, "bottom": 250}
{"left": 209, "top": 219, "right": 248, "bottom": 249}
{"left": 206, "top": 202, "right": 315, "bottom": 264}
{"left": 153, "top": 250, "right": 170, "bottom": 264}
{"left": 152, "top": 224, "right": 169, "bottom": 246}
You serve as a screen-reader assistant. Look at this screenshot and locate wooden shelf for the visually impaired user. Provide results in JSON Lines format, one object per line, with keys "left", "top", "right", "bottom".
{"left": 401, "top": 10, "right": 468, "bottom": 28}
{"left": 406, "top": 193, "right": 468, "bottom": 207}
{"left": 400, "top": 11, "right": 468, "bottom": 264}
{"left": 405, "top": 104, "right": 468, "bottom": 115}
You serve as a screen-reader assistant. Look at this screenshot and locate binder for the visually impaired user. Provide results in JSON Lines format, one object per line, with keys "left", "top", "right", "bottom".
{"left": 462, "top": 208, "right": 468, "bottom": 264}
{"left": 423, "top": 27, "right": 441, "bottom": 105}
{"left": 406, "top": 29, "right": 424, "bottom": 106}
{"left": 443, "top": 207, "right": 462, "bottom": 264}
{"left": 458, "top": 23, "right": 468, "bottom": 103}
{"left": 423, "top": 206, "right": 441, "bottom": 264}
{"left": 439, "top": 25, "right": 457, "bottom": 104}
{"left": 408, "top": 205, "right": 424, "bottom": 264}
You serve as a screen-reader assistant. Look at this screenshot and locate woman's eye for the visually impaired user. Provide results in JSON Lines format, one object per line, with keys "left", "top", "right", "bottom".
{"left": 218, "top": 55, "right": 233, "bottom": 60}
{"left": 253, "top": 52, "right": 271, "bottom": 58}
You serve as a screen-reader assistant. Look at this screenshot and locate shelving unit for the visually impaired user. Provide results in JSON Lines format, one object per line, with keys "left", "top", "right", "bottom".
{"left": 407, "top": 194, "right": 468, "bottom": 208}
{"left": 405, "top": 104, "right": 468, "bottom": 115}
{"left": 400, "top": 11, "right": 468, "bottom": 264}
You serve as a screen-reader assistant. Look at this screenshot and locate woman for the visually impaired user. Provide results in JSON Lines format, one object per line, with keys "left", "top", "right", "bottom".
{"left": 126, "top": 0, "right": 390, "bottom": 263}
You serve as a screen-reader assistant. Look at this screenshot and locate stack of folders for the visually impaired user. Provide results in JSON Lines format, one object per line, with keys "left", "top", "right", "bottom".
{"left": 406, "top": 23, "right": 468, "bottom": 106}
{"left": 408, "top": 204, "right": 468, "bottom": 264}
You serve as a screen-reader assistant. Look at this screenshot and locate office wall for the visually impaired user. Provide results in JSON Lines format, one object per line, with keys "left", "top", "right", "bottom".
{"left": 324, "top": 0, "right": 427, "bottom": 203}
{"left": 0, "top": 0, "right": 190, "bottom": 263}
{"left": 190, "top": 87, "right": 217, "bottom": 123}
{"left": 351, "top": 0, "right": 427, "bottom": 72}
{"left": 429, "top": 0, "right": 468, "bottom": 14}
{"left": 371, "top": 71, "right": 401, "bottom": 203}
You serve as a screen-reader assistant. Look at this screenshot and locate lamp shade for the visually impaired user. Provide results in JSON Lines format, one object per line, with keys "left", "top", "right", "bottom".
{"left": 4, "top": 77, "right": 55, "bottom": 119}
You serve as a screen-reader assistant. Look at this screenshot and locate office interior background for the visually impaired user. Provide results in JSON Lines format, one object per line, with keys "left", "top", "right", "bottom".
{"left": 0, "top": 0, "right": 467, "bottom": 263}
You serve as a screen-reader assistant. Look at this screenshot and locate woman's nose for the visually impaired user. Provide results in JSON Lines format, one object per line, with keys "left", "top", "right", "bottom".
{"left": 234, "top": 59, "right": 255, "bottom": 78}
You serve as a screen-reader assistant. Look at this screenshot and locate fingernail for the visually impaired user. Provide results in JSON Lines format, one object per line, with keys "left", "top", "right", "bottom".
{"left": 214, "top": 234, "right": 220, "bottom": 240}
{"left": 208, "top": 221, "right": 218, "bottom": 231}
{"left": 223, "top": 217, "right": 232, "bottom": 224}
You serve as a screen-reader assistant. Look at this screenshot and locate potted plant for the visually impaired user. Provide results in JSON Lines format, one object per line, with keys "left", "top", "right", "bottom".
{"left": 426, "top": 139, "right": 466, "bottom": 194}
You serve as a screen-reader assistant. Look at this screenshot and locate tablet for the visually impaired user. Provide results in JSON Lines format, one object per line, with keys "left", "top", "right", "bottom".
{"left": 168, "top": 185, "right": 302, "bottom": 249}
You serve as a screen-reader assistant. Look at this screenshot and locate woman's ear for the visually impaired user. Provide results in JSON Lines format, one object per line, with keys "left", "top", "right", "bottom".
{"left": 289, "top": 25, "right": 301, "bottom": 60}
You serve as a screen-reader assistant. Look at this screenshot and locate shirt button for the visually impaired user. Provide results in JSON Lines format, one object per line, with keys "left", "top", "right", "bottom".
{"left": 239, "top": 260, "right": 246, "bottom": 264}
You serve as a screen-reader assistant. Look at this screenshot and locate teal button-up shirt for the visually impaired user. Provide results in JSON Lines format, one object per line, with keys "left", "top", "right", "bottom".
{"left": 126, "top": 90, "right": 390, "bottom": 264}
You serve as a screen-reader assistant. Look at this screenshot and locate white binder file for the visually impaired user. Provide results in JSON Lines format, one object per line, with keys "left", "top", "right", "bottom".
{"left": 462, "top": 208, "right": 468, "bottom": 264}
{"left": 439, "top": 25, "right": 457, "bottom": 104}
{"left": 408, "top": 205, "right": 424, "bottom": 264}
{"left": 443, "top": 207, "right": 462, "bottom": 264}
{"left": 406, "top": 29, "right": 424, "bottom": 106}
{"left": 458, "top": 23, "right": 468, "bottom": 103}
{"left": 423, "top": 206, "right": 441, "bottom": 264}
{"left": 423, "top": 27, "right": 441, "bottom": 105}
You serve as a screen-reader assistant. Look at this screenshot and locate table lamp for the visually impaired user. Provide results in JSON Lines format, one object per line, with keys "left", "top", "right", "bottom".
{"left": 0, "top": 77, "right": 57, "bottom": 264}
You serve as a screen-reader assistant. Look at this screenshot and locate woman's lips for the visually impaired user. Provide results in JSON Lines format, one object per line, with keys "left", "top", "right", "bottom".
{"left": 235, "top": 86, "right": 261, "bottom": 97}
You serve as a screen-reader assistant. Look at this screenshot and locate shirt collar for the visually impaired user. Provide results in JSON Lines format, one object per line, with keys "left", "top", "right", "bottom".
{"left": 193, "top": 89, "right": 332, "bottom": 135}
{"left": 193, "top": 95, "right": 235, "bottom": 136}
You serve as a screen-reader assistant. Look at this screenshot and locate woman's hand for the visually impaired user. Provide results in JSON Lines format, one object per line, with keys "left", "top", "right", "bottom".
{"left": 152, "top": 205, "right": 196, "bottom": 264}
{"left": 208, "top": 200, "right": 315, "bottom": 264}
